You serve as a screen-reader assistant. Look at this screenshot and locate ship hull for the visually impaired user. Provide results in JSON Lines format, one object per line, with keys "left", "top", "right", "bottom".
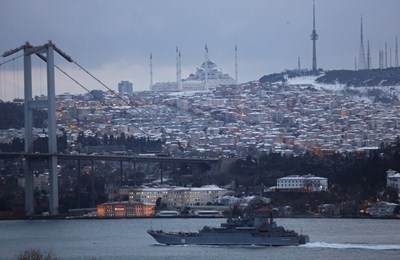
{"left": 148, "top": 230, "right": 308, "bottom": 246}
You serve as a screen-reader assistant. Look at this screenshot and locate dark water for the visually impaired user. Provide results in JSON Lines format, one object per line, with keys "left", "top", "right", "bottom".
{"left": 0, "top": 218, "right": 399, "bottom": 259}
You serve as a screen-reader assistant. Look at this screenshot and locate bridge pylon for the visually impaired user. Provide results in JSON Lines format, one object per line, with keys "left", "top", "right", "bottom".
{"left": 2, "top": 41, "right": 72, "bottom": 216}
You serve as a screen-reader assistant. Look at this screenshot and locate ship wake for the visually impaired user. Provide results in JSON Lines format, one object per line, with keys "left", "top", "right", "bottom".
{"left": 302, "top": 242, "right": 400, "bottom": 250}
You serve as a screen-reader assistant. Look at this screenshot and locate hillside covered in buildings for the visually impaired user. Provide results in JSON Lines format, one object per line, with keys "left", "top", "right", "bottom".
{"left": 1, "top": 138, "right": 400, "bottom": 217}
{"left": 2, "top": 66, "right": 400, "bottom": 218}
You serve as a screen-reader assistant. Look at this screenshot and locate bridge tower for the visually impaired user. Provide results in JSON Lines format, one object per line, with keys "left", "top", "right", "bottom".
{"left": 2, "top": 41, "right": 72, "bottom": 216}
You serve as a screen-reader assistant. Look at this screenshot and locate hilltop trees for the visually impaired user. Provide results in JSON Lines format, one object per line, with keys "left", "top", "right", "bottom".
{"left": 316, "top": 67, "right": 400, "bottom": 87}
{"left": 0, "top": 102, "right": 47, "bottom": 130}
{"left": 75, "top": 132, "right": 163, "bottom": 154}
{"left": 222, "top": 139, "right": 400, "bottom": 211}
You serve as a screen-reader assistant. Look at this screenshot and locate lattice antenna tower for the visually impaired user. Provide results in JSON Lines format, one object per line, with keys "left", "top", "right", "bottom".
{"left": 354, "top": 56, "right": 357, "bottom": 70}
{"left": 390, "top": 48, "right": 392, "bottom": 68}
{"left": 385, "top": 42, "right": 388, "bottom": 68}
{"left": 367, "top": 40, "right": 371, "bottom": 69}
{"left": 378, "top": 50, "right": 381, "bottom": 69}
{"left": 396, "top": 36, "right": 399, "bottom": 67}
{"left": 358, "top": 15, "right": 367, "bottom": 70}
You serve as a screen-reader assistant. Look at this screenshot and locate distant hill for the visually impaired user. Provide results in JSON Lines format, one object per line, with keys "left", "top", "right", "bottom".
{"left": 259, "top": 69, "right": 321, "bottom": 84}
{"left": 316, "top": 67, "right": 400, "bottom": 87}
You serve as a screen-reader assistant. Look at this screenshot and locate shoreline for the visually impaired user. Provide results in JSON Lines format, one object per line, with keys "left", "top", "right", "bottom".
{"left": 1, "top": 214, "right": 400, "bottom": 221}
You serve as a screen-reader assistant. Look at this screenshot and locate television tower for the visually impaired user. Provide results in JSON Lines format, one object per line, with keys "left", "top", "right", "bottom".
{"left": 311, "top": 0, "right": 318, "bottom": 72}
{"left": 358, "top": 16, "right": 366, "bottom": 70}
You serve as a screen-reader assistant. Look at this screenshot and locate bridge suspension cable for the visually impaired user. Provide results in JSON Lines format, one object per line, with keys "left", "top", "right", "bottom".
{"left": 13, "top": 58, "right": 16, "bottom": 99}
{"left": 36, "top": 54, "right": 151, "bottom": 137}
{"left": 36, "top": 53, "right": 93, "bottom": 94}
{"left": 72, "top": 60, "right": 149, "bottom": 115}
{"left": 1, "top": 59, "right": 6, "bottom": 99}
{"left": 71, "top": 61, "right": 151, "bottom": 136}
{"left": 73, "top": 61, "right": 126, "bottom": 102}
{"left": 0, "top": 58, "right": 3, "bottom": 100}
{"left": 2, "top": 42, "right": 152, "bottom": 136}
{"left": 0, "top": 53, "right": 24, "bottom": 67}
{"left": 71, "top": 60, "right": 155, "bottom": 122}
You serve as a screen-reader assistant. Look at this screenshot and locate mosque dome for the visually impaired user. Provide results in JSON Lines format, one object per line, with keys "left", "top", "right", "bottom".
{"left": 200, "top": 60, "right": 217, "bottom": 70}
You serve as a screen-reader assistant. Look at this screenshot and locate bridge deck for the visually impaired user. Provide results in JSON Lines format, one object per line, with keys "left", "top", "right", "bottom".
{"left": 0, "top": 152, "right": 219, "bottom": 163}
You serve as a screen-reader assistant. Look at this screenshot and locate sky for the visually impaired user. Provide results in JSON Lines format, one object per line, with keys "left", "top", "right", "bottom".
{"left": 0, "top": 0, "right": 399, "bottom": 100}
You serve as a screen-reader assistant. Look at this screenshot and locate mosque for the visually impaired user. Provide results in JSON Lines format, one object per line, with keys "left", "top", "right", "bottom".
{"left": 151, "top": 46, "right": 237, "bottom": 92}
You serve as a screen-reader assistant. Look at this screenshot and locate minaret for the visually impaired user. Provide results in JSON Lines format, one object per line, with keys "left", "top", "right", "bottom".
{"left": 358, "top": 15, "right": 366, "bottom": 70}
{"left": 150, "top": 53, "right": 153, "bottom": 90}
{"left": 205, "top": 44, "right": 209, "bottom": 90}
{"left": 176, "top": 47, "right": 179, "bottom": 90}
{"left": 396, "top": 36, "right": 399, "bottom": 67}
{"left": 311, "top": 0, "right": 318, "bottom": 72}
{"left": 235, "top": 45, "right": 238, "bottom": 84}
{"left": 367, "top": 40, "right": 371, "bottom": 69}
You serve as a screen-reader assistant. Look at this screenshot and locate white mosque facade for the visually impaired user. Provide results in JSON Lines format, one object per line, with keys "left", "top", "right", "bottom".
{"left": 151, "top": 57, "right": 236, "bottom": 92}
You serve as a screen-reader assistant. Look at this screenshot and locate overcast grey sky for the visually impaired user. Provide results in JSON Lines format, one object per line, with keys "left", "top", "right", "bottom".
{"left": 1, "top": 0, "right": 399, "bottom": 99}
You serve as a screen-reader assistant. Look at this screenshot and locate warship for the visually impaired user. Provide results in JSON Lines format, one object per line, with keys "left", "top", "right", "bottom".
{"left": 148, "top": 206, "right": 309, "bottom": 246}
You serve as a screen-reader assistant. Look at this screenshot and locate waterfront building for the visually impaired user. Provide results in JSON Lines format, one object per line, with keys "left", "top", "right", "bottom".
{"left": 386, "top": 169, "right": 400, "bottom": 194}
{"left": 18, "top": 173, "right": 50, "bottom": 193}
{"left": 276, "top": 174, "right": 328, "bottom": 192}
{"left": 118, "top": 81, "right": 133, "bottom": 95}
{"left": 129, "top": 185, "right": 228, "bottom": 208}
{"left": 367, "top": 201, "right": 399, "bottom": 216}
{"left": 96, "top": 201, "right": 155, "bottom": 217}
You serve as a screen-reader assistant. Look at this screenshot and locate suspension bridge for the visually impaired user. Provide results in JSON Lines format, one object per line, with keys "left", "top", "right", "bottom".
{"left": 0, "top": 41, "right": 223, "bottom": 216}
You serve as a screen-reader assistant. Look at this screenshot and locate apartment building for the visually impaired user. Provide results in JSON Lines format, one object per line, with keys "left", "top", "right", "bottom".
{"left": 277, "top": 174, "right": 328, "bottom": 192}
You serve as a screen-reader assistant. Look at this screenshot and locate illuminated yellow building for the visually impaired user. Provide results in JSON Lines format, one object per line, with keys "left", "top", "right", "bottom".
{"left": 129, "top": 185, "right": 228, "bottom": 208}
{"left": 97, "top": 201, "right": 155, "bottom": 217}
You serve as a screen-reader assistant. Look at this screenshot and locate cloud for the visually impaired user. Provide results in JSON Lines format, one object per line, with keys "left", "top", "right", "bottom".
{"left": 1, "top": 0, "right": 400, "bottom": 100}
